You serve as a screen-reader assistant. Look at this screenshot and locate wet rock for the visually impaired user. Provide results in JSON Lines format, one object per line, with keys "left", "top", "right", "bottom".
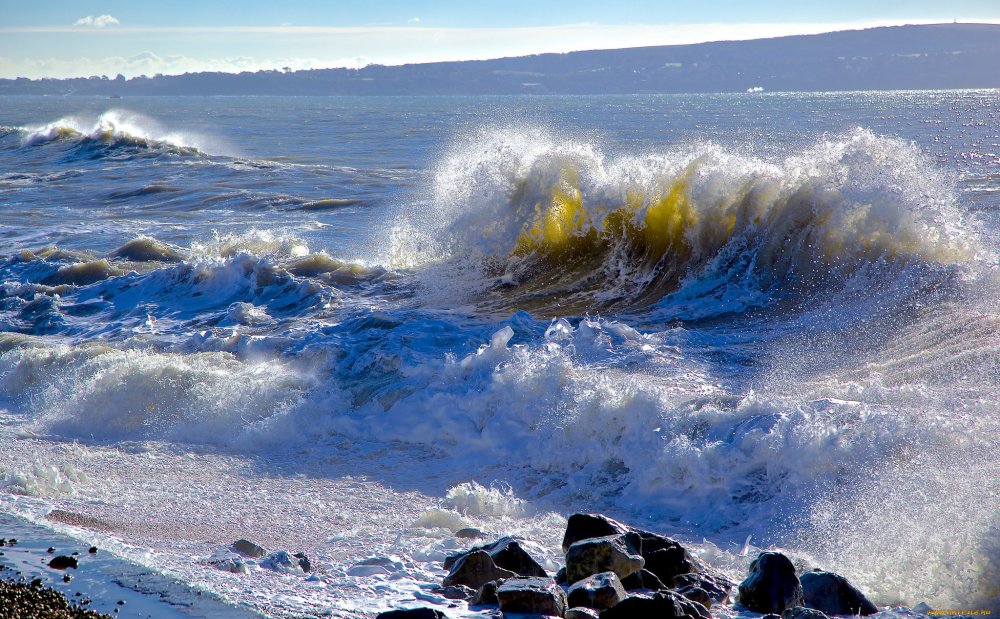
{"left": 375, "top": 609, "right": 446, "bottom": 619}
{"left": 293, "top": 552, "right": 311, "bottom": 573}
{"left": 563, "top": 513, "right": 631, "bottom": 552}
{"left": 472, "top": 579, "right": 504, "bottom": 606}
{"left": 47, "top": 556, "right": 78, "bottom": 570}
{"left": 620, "top": 568, "right": 665, "bottom": 591}
{"left": 633, "top": 532, "right": 696, "bottom": 583}
{"left": 556, "top": 566, "right": 568, "bottom": 584}
{"left": 480, "top": 536, "right": 547, "bottom": 577}
{"left": 455, "top": 527, "right": 486, "bottom": 539}
{"left": 442, "top": 549, "right": 516, "bottom": 589}
{"left": 444, "top": 536, "right": 547, "bottom": 577}
{"left": 672, "top": 572, "right": 733, "bottom": 604}
{"left": 433, "top": 584, "right": 475, "bottom": 600}
{"left": 231, "top": 539, "right": 267, "bottom": 558}
{"left": 566, "top": 534, "right": 644, "bottom": 584}
{"left": 567, "top": 571, "right": 627, "bottom": 611}
{"left": 567, "top": 608, "right": 601, "bottom": 619}
{"left": 47, "top": 547, "right": 55, "bottom": 553}
{"left": 261, "top": 550, "right": 309, "bottom": 574}
{"left": 738, "top": 552, "right": 804, "bottom": 613}
{"left": 675, "top": 584, "right": 712, "bottom": 608}
{"left": 600, "top": 590, "right": 709, "bottom": 619}
{"left": 88, "top": 546, "right": 98, "bottom": 554}
{"left": 800, "top": 570, "right": 878, "bottom": 616}
{"left": 496, "top": 576, "right": 568, "bottom": 617}
{"left": 783, "top": 606, "right": 832, "bottom": 619}
{"left": 209, "top": 556, "right": 248, "bottom": 574}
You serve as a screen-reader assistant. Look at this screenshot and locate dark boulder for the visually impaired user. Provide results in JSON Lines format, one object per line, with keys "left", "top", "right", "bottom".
{"left": 231, "top": 539, "right": 267, "bottom": 558}
{"left": 433, "top": 584, "right": 475, "bottom": 600}
{"left": 455, "top": 527, "right": 486, "bottom": 539}
{"left": 631, "top": 531, "right": 696, "bottom": 583}
{"left": 566, "top": 534, "right": 644, "bottom": 583}
{"left": 442, "top": 549, "right": 516, "bottom": 589}
{"left": 567, "top": 571, "right": 628, "bottom": 611}
{"left": 556, "top": 566, "right": 568, "bottom": 584}
{"left": 567, "top": 608, "right": 601, "bottom": 619}
{"left": 676, "top": 584, "right": 713, "bottom": 608}
{"left": 738, "top": 552, "right": 804, "bottom": 613}
{"left": 800, "top": 570, "right": 878, "bottom": 616}
{"left": 47, "top": 556, "right": 78, "bottom": 570}
{"left": 783, "top": 607, "right": 832, "bottom": 619}
{"left": 444, "top": 536, "right": 546, "bottom": 577}
{"left": 672, "top": 572, "right": 733, "bottom": 604}
{"left": 375, "top": 609, "right": 446, "bottom": 619}
{"left": 471, "top": 579, "right": 503, "bottom": 606}
{"left": 620, "top": 568, "right": 665, "bottom": 591}
{"left": 496, "top": 576, "right": 568, "bottom": 616}
{"left": 563, "top": 513, "right": 630, "bottom": 552}
{"left": 600, "top": 590, "right": 709, "bottom": 619}
{"left": 480, "top": 536, "right": 547, "bottom": 577}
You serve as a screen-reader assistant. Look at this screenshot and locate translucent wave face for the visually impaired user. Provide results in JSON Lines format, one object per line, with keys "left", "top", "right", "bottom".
{"left": 397, "top": 126, "right": 977, "bottom": 318}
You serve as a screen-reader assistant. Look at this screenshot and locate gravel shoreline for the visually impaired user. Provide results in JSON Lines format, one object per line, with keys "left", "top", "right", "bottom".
{"left": 0, "top": 575, "right": 112, "bottom": 619}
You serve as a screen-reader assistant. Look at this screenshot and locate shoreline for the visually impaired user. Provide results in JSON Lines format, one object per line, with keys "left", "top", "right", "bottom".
{"left": 0, "top": 512, "right": 258, "bottom": 619}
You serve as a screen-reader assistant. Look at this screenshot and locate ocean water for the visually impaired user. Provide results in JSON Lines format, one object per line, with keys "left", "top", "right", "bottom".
{"left": 0, "top": 92, "right": 998, "bottom": 617}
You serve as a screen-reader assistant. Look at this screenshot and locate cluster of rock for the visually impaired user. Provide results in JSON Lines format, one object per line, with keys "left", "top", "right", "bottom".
{"left": 738, "top": 551, "right": 878, "bottom": 619}
{"left": 375, "top": 512, "right": 881, "bottom": 619}
{"left": 206, "top": 538, "right": 312, "bottom": 575}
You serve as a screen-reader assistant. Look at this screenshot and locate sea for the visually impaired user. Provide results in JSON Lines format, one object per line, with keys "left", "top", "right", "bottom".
{"left": 0, "top": 92, "right": 997, "bottom": 617}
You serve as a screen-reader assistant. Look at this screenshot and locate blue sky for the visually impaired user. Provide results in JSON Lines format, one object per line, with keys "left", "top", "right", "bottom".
{"left": 2, "top": 0, "right": 999, "bottom": 78}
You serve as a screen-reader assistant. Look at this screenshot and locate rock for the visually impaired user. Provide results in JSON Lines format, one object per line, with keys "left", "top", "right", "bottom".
{"left": 445, "top": 536, "right": 547, "bottom": 577}
{"left": 47, "top": 556, "right": 78, "bottom": 570}
{"left": 783, "top": 606, "right": 832, "bottom": 619}
{"left": 496, "top": 576, "right": 568, "bottom": 617}
{"left": 480, "top": 536, "right": 548, "bottom": 577}
{"left": 567, "top": 571, "right": 628, "bottom": 611}
{"left": 208, "top": 555, "right": 248, "bottom": 574}
{"left": 620, "top": 568, "right": 666, "bottom": 591}
{"left": 675, "top": 585, "right": 712, "bottom": 608}
{"left": 231, "top": 539, "right": 267, "bottom": 558}
{"left": 472, "top": 579, "right": 504, "bottom": 606}
{"left": 800, "top": 570, "right": 878, "bottom": 616}
{"left": 563, "top": 513, "right": 631, "bottom": 552}
{"left": 375, "top": 609, "right": 446, "bottom": 619}
{"left": 566, "top": 534, "right": 644, "bottom": 584}
{"left": 567, "top": 608, "right": 601, "bottom": 619}
{"left": 433, "top": 584, "right": 475, "bottom": 600}
{"left": 293, "top": 552, "right": 311, "bottom": 573}
{"left": 88, "top": 546, "right": 98, "bottom": 554}
{"left": 455, "top": 527, "right": 486, "bottom": 539}
{"left": 261, "top": 550, "right": 309, "bottom": 574}
{"left": 738, "top": 552, "right": 804, "bottom": 613}
{"left": 672, "top": 572, "right": 733, "bottom": 604}
{"left": 633, "top": 532, "right": 696, "bottom": 583}
{"left": 556, "top": 566, "right": 568, "bottom": 584}
{"left": 442, "top": 549, "right": 516, "bottom": 589}
{"left": 600, "top": 590, "right": 709, "bottom": 619}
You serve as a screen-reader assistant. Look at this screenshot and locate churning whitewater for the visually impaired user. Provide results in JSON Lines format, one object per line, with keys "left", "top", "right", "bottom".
{"left": 0, "top": 94, "right": 998, "bottom": 617}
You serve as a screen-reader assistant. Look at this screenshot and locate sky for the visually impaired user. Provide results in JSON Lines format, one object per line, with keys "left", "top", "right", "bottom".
{"left": 2, "top": 0, "right": 1000, "bottom": 79}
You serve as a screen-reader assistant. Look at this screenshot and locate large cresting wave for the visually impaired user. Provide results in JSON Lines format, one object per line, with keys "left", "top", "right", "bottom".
{"left": 400, "top": 127, "right": 976, "bottom": 318}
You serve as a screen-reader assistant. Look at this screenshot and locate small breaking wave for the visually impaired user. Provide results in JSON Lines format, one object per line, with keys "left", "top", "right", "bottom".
{"left": 18, "top": 110, "right": 216, "bottom": 156}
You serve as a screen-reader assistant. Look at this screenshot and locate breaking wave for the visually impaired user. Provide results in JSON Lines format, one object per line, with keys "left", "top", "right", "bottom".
{"left": 401, "top": 127, "right": 977, "bottom": 319}
{"left": 18, "top": 110, "right": 214, "bottom": 156}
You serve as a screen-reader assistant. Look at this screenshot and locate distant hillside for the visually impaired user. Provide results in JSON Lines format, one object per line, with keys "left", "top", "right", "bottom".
{"left": 3, "top": 23, "right": 999, "bottom": 96}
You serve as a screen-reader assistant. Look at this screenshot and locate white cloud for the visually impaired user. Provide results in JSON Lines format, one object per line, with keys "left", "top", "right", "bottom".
{"left": 73, "top": 14, "right": 120, "bottom": 28}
